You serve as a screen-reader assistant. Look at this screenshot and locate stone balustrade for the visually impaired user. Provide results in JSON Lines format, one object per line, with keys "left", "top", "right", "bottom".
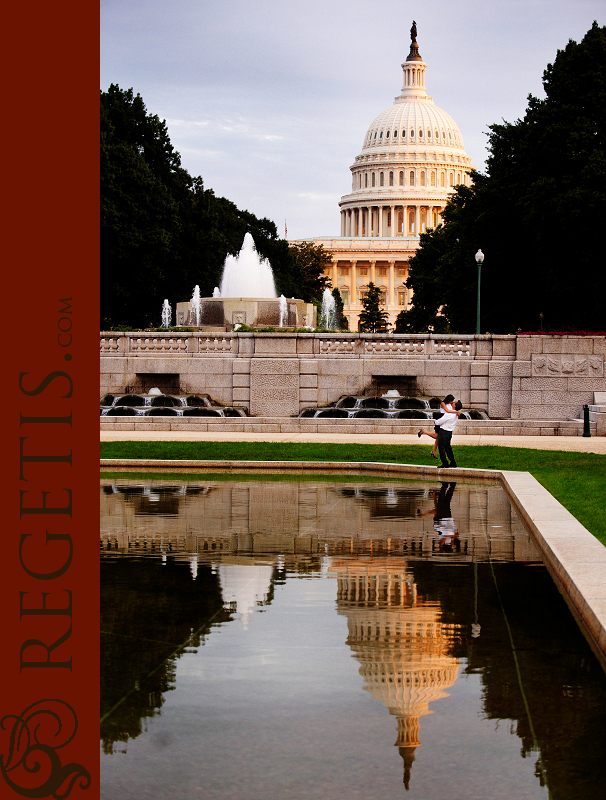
{"left": 100, "top": 332, "right": 512, "bottom": 359}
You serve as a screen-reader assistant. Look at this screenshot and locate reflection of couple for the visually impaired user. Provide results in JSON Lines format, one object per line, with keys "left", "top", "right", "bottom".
{"left": 433, "top": 481, "right": 458, "bottom": 551}
{"left": 417, "top": 482, "right": 459, "bottom": 550}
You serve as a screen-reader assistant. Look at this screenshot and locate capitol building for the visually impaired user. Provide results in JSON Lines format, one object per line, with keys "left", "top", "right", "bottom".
{"left": 310, "top": 25, "right": 475, "bottom": 330}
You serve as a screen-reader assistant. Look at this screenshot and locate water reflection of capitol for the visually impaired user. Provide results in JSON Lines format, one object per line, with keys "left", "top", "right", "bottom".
{"left": 332, "top": 558, "right": 461, "bottom": 790}
{"left": 100, "top": 477, "right": 540, "bottom": 786}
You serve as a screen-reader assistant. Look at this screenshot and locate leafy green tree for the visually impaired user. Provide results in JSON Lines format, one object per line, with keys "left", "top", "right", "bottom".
{"left": 287, "top": 241, "right": 331, "bottom": 304}
{"left": 405, "top": 23, "right": 606, "bottom": 332}
{"left": 101, "top": 85, "right": 292, "bottom": 328}
{"left": 101, "top": 85, "right": 185, "bottom": 327}
{"left": 358, "top": 283, "right": 390, "bottom": 332}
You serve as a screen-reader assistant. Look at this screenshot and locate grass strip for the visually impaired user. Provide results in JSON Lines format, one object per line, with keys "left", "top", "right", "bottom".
{"left": 100, "top": 441, "right": 606, "bottom": 545}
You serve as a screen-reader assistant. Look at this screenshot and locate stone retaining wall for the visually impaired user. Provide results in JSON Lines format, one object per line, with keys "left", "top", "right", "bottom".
{"left": 101, "top": 332, "right": 606, "bottom": 424}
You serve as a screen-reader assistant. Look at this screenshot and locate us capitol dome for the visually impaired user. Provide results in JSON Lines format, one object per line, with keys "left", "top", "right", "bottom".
{"left": 311, "top": 23, "right": 475, "bottom": 330}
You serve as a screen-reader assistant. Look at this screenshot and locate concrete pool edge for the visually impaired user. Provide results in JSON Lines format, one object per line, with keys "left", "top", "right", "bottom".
{"left": 100, "top": 458, "right": 606, "bottom": 672}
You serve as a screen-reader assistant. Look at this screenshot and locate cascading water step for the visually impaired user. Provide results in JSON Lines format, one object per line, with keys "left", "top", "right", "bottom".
{"left": 299, "top": 392, "right": 488, "bottom": 420}
{"left": 100, "top": 390, "right": 247, "bottom": 418}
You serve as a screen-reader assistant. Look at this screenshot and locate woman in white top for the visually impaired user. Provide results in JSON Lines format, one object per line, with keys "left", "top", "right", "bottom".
{"left": 417, "top": 394, "right": 461, "bottom": 459}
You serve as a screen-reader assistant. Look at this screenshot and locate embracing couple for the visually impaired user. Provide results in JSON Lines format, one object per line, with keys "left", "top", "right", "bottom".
{"left": 418, "top": 394, "right": 462, "bottom": 469}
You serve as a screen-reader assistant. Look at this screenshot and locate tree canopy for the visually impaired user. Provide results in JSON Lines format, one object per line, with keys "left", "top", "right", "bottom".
{"left": 405, "top": 23, "right": 606, "bottom": 333}
{"left": 358, "top": 283, "right": 390, "bottom": 332}
{"left": 286, "top": 241, "right": 331, "bottom": 305}
{"left": 101, "top": 85, "right": 297, "bottom": 328}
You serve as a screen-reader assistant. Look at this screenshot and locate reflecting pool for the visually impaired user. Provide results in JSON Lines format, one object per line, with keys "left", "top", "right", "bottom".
{"left": 100, "top": 474, "right": 606, "bottom": 800}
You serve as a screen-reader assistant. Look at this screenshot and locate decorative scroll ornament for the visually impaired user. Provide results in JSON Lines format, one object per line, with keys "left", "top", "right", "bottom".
{"left": 0, "top": 699, "right": 91, "bottom": 798}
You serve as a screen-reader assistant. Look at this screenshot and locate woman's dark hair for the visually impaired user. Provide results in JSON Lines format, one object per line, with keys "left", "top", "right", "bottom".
{"left": 444, "top": 394, "right": 455, "bottom": 404}
{"left": 454, "top": 400, "right": 463, "bottom": 411}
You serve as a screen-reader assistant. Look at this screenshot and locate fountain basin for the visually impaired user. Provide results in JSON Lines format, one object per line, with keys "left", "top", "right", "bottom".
{"left": 175, "top": 297, "right": 316, "bottom": 330}
{"left": 101, "top": 393, "right": 247, "bottom": 418}
{"left": 301, "top": 393, "right": 488, "bottom": 420}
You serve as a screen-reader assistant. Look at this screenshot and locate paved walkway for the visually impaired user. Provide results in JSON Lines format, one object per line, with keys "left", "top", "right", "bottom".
{"left": 100, "top": 430, "right": 606, "bottom": 454}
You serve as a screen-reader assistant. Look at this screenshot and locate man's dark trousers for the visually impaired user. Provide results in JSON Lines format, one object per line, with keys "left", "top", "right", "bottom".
{"left": 437, "top": 428, "right": 456, "bottom": 468}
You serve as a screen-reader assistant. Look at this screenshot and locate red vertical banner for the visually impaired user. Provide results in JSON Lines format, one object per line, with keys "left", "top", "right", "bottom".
{"left": 2, "top": 2, "right": 100, "bottom": 798}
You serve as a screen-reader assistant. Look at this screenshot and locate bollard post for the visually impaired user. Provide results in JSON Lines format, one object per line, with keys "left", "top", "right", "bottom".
{"left": 583, "top": 404, "right": 591, "bottom": 437}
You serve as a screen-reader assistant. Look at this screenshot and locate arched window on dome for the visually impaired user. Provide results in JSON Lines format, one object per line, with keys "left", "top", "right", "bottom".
{"left": 380, "top": 172, "right": 384, "bottom": 187}
{"left": 408, "top": 209, "right": 415, "bottom": 235}
{"left": 379, "top": 131, "right": 383, "bottom": 138}
{"left": 440, "top": 172, "right": 445, "bottom": 187}
{"left": 386, "top": 130, "right": 390, "bottom": 138}
{"left": 402, "top": 130, "right": 406, "bottom": 138}
{"left": 372, "top": 172, "right": 376, "bottom": 187}
{"left": 389, "top": 171, "right": 394, "bottom": 186}
{"left": 442, "top": 131, "right": 446, "bottom": 141}
{"left": 409, "top": 171, "right": 415, "bottom": 186}
{"left": 420, "top": 171, "right": 426, "bottom": 186}
{"left": 456, "top": 172, "right": 461, "bottom": 184}
{"left": 365, "top": 173, "right": 368, "bottom": 188}
{"left": 398, "top": 210, "right": 403, "bottom": 233}
{"left": 427, "top": 129, "right": 431, "bottom": 138}
{"left": 435, "top": 129, "right": 439, "bottom": 139}
{"left": 410, "top": 129, "right": 414, "bottom": 138}
{"left": 374, "top": 131, "right": 377, "bottom": 139}
{"left": 387, "top": 212, "right": 391, "bottom": 228}
{"left": 399, "top": 171, "right": 404, "bottom": 186}
{"left": 359, "top": 174, "right": 363, "bottom": 189}
{"left": 449, "top": 172, "right": 454, "bottom": 186}
{"left": 431, "top": 171, "right": 436, "bottom": 187}
{"left": 394, "top": 129, "right": 398, "bottom": 137}
{"left": 419, "top": 129, "right": 423, "bottom": 138}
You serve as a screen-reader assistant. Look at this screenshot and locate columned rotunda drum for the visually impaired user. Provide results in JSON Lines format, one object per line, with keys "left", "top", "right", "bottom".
{"left": 305, "top": 25, "right": 475, "bottom": 330}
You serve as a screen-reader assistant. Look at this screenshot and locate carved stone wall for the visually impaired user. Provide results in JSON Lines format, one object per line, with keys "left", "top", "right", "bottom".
{"left": 250, "top": 359, "right": 300, "bottom": 417}
{"left": 100, "top": 332, "right": 606, "bottom": 422}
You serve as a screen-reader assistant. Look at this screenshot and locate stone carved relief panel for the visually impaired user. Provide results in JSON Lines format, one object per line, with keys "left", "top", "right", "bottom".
{"left": 250, "top": 360, "right": 300, "bottom": 416}
{"left": 531, "top": 354, "right": 603, "bottom": 377}
{"left": 250, "top": 359, "right": 299, "bottom": 374}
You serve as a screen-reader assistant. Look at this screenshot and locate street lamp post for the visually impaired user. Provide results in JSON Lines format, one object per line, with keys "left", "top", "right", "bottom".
{"left": 475, "top": 249, "right": 484, "bottom": 335}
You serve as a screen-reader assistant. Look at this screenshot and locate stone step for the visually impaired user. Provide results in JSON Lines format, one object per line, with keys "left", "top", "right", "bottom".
{"left": 100, "top": 417, "right": 595, "bottom": 436}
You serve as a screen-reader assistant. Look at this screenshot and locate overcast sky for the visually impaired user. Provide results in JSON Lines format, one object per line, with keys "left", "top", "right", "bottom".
{"left": 101, "top": 1, "right": 603, "bottom": 241}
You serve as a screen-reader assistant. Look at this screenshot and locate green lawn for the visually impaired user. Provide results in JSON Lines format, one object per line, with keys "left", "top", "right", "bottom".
{"left": 100, "top": 441, "right": 606, "bottom": 545}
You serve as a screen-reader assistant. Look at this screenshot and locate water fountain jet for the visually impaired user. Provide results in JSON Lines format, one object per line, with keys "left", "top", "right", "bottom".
{"left": 176, "top": 233, "right": 316, "bottom": 330}
{"left": 161, "top": 299, "right": 172, "bottom": 328}
{"left": 320, "top": 288, "right": 338, "bottom": 330}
